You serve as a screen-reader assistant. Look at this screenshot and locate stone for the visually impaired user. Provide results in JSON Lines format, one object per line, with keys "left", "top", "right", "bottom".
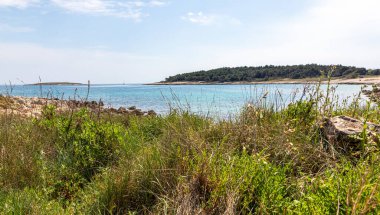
{"left": 109, "top": 108, "right": 117, "bottom": 113}
{"left": 131, "top": 109, "right": 144, "bottom": 116}
{"left": 16, "top": 98, "right": 25, "bottom": 105}
{"left": 31, "top": 100, "right": 44, "bottom": 105}
{"left": 362, "top": 85, "right": 380, "bottom": 103}
{"left": 324, "top": 116, "right": 380, "bottom": 152}
{"left": 117, "top": 107, "right": 128, "bottom": 113}
{"left": 147, "top": 110, "right": 157, "bottom": 116}
{"left": 128, "top": 106, "right": 137, "bottom": 110}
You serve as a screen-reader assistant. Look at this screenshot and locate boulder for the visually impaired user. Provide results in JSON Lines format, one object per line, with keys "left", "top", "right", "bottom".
{"left": 131, "top": 109, "right": 144, "bottom": 116}
{"left": 324, "top": 116, "right": 380, "bottom": 152}
{"left": 110, "top": 107, "right": 117, "bottom": 112}
{"left": 147, "top": 110, "right": 157, "bottom": 116}
{"left": 31, "top": 99, "right": 44, "bottom": 105}
{"left": 362, "top": 85, "right": 380, "bottom": 103}
{"left": 69, "top": 100, "right": 80, "bottom": 107}
{"left": 15, "top": 98, "right": 25, "bottom": 105}
{"left": 117, "top": 107, "right": 128, "bottom": 114}
{"left": 128, "top": 106, "right": 137, "bottom": 110}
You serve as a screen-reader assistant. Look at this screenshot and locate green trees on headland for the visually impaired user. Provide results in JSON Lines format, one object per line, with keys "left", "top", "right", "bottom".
{"left": 165, "top": 64, "right": 380, "bottom": 82}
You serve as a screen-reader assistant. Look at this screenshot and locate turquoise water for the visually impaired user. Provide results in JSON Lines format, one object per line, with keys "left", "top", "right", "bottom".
{"left": 0, "top": 84, "right": 365, "bottom": 117}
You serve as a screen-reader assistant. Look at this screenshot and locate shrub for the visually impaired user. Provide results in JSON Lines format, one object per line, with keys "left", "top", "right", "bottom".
{"left": 38, "top": 107, "right": 126, "bottom": 201}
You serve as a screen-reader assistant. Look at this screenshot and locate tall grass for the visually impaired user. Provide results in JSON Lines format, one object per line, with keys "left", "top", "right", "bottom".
{"left": 0, "top": 83, "right": 379, "bottom": 214}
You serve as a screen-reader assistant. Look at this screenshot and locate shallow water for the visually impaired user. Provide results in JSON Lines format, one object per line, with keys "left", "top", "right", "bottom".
{"left": 0, "top": 84, "right": 365, "bottom": 117}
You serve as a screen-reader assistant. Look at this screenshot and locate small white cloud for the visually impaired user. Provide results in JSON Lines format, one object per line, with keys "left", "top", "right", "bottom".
{"left": 0, "top": 0, "right": 39, "bottom": 8}
{"left": 0, "top": 23, "right": 34, "bottom": 33}
{"left": 148, "top": 0, "right": 166, "bottom": 7}
{"left": 51, "top": 0, "right": 167, "bottom": 21}
{"left": 182, "top": 12, "right": 216, "bottom": 25}
{"left": 50, "top": 0, "right": 109, "bottom": 14}
{"left": 182, "top": 11, "right": 241, "bottom": 26}
{"left": 0, "top": 0, "right": 166, "bottom": 21}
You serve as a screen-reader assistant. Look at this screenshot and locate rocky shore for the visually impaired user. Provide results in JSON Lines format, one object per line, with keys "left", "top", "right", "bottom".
{"left": 0, "top": 95, "right": 156, "bottom": 118}
{"left": 363, "top": 85, "right": 380, "bottom": 103}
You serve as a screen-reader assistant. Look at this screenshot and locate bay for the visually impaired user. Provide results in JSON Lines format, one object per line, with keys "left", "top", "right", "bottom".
{"left": 0, "top": 84, "right": 366, "bottom": 117}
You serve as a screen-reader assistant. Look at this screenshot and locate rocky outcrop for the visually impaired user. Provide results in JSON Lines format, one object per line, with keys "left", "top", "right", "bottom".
{"left": 324, "top": 116, "right": 379, "bottom": 153}
{"left": 362, "top": 85, "right": 380, "bottom": 103}
{"left": 0, "top": 96, "right": 157, "bottom": 118}
{"left": 108, "top": 106, "right": 156, "bottom": 116}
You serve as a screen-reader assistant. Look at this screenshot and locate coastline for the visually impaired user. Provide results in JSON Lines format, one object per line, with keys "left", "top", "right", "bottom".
{"left": 148, "top": 76, "right": 380, "bottom": 85}
{"left": 0, "top": 95, "right": 156, "bottom": 118}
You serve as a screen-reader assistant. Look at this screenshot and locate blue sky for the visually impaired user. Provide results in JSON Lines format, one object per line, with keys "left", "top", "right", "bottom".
{"left": 0, "top": 0, "right": 379, "bottom": 84}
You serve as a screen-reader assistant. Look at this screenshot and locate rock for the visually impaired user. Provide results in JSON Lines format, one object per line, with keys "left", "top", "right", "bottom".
{"left": 109, "top": 108, "right": 117, "bottom": 113}
{"left": 117, "top": 107, "right": 128, "bottom": 113}
{"left": 324, "top": 116, "right": 380, "bottom": 153}
{"left": 362, "top": 89, "right": 371, "bottom": 95}
{"left": 362, "top": 85, "right": 380, "bottom": 103}
{"left": 15, "top": 98, "right": 25, "bottom": 105}
{"left": 31, "top": 100, "right": 44, "bottom": 105}
{"left": 128, "top": 106, "right": 136, "bottom": 110}
{"left": 69, "top": 100, "right": 80, "bottom": 107}
{"left": 147, "top": 110, "right": 157, "bottom": 116}
{"left": 0, "top": 96, "right": 157, "bottom": 119}
{"left": 131, "top": 109, "right": 144, "bottom": 116}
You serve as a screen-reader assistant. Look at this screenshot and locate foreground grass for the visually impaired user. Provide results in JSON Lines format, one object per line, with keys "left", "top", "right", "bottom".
{"left": 0, "top": 86, "right": 380, "bottom": 214}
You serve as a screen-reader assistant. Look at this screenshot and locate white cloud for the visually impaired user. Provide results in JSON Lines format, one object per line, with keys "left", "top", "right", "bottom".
{"left": 181, "top": 11, "right": 241, "bottom": 26}
{"left": 149, "top": 0, "right": 166, "bottom": 6}
{"left": 0, "top": 23, "right": 34, "bottom": 32}
{"left": 0, "top": 0, "right": 39, "bottom": 8}
{"left": 51, "top": 0, "right": 167, "bottom": 21}
{"left": 182, "top": 12, "right": 215, "bottom": 25}
{"left": 50, "top": 0, "right": 108, "bottom": 14}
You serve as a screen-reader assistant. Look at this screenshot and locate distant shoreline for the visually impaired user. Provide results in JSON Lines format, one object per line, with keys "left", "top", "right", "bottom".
{"left": 26, "top": 82, "right": 85, "bottom": 86}
{"left": 148, "top": 76, "right": 380, "bottom": 85}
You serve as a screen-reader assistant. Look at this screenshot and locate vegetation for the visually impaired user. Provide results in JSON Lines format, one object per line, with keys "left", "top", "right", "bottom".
{"left": 1, "top": 83, "right": 380, "bottom": 214}
{"left": 164, "top": 64, "right": 380, "bottom": 82}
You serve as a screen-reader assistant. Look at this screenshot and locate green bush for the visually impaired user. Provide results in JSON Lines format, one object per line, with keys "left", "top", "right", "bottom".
{"left": 0, "top": 188, "right": 64, "bottom": 215}
{"left": 38, "top": 107, "right": 126, "bottom": 200}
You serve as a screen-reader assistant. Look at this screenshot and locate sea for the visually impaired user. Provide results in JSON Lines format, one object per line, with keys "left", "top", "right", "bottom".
{"left": 0, "top": 84, "right": 367, "bottom": 118}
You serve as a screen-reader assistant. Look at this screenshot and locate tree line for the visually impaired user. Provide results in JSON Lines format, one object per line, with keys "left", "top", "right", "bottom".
{"left": 165, "top": 64, "right": 380, "bottom": 82}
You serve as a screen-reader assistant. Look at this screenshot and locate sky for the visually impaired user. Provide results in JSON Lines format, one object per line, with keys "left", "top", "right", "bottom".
{"left": 0, "top": 0, "right": 380, "bottom": 84}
